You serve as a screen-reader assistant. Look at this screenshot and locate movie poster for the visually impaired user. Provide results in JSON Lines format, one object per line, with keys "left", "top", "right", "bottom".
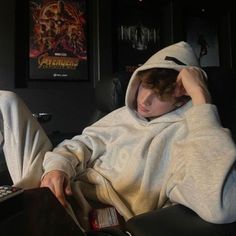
{"left": 29, "top": 0, "right": 88, "bottom": 80}
{"left": 112, "top": 2, "right": 161, "bottom": 76}
{"left": 186, "top": 16, "right": 220, "bottom": 67}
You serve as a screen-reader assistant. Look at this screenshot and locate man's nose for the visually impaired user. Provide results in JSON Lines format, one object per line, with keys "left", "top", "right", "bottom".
{"left": 141, "top": 93, "right": 152, "bottom": 106}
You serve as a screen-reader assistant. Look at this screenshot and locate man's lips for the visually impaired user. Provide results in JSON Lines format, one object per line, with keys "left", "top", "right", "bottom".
{"left": 138, "top": 104, "right": 149, "bottom": 112}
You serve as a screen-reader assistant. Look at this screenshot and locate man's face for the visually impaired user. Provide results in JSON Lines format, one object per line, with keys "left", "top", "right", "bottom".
{"left": 137, "top": 82, "right": 177, "bottom": 118}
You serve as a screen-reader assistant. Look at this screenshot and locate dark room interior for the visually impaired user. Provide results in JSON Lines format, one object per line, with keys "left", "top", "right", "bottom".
{"left": 1, "top": 0, "right": 236, "bottom": 235}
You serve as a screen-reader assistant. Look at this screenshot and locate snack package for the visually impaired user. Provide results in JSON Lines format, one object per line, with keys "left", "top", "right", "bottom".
{"left": 89, "top": 206, "right": 120, "bottom": 230}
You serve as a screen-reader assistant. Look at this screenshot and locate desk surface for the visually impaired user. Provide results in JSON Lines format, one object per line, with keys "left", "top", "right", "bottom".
{"left": 0, "top": 187, "right": 85, "bottom": 236}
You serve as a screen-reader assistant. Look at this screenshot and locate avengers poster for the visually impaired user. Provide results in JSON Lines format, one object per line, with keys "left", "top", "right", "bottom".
{"left": 29, "top": 0, "right": 88, "bottom": 80}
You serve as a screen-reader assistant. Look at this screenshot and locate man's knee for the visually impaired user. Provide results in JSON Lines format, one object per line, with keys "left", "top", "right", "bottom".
{"left": 0, "top": 91, "right": 20, "bottom": 106}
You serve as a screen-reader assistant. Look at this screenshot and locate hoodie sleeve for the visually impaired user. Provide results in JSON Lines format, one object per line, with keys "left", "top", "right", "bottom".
{"left": 42, "top": 124, "right": 109, "bottom": 178}
{"left": 42, "top": 108, "right": 125, "bottom": 179}
{"left": 42, "top": 136, "right": 93, "bottom": 178}
{"left": 166, "top": 104, "right": 236, "bottom": 224}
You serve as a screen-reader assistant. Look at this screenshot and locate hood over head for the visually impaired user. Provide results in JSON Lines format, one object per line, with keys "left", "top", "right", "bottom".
{"left": 125, "top": 41, "right": 207, "bottom": 110}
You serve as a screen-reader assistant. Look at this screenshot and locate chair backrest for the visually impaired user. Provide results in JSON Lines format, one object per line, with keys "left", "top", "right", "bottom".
{"left": 93, "top": 67, "right": 236, "bottom": 142}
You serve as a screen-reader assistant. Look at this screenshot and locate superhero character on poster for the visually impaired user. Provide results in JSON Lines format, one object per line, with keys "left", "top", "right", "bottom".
{"left": 29, "top": 0, "right": 88, "bottom": 80}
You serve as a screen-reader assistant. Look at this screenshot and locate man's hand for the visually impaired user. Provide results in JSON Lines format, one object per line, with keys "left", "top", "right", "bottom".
{"left": 40, "top": 170, "right": 72, "bottom": 207}
{"left": 176, "top": 67, "right": 211, "bottom": 105}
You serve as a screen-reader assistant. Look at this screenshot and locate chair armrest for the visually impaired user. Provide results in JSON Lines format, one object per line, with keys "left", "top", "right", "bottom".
{"left": 126, "top": 204, "right": 236, "bottom": 236}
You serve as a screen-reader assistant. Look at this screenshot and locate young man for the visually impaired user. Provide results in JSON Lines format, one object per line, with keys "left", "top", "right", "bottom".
{"left": 1, "top": 42, "right": 236, "bottom": 228}
{"left": 40, "top": 41, "right": 236, "bottom": 226}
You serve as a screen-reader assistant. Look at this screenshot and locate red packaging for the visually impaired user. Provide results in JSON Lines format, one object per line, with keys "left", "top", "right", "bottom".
{"left": 89, "top": 206, "right": 120, "bottom": 231}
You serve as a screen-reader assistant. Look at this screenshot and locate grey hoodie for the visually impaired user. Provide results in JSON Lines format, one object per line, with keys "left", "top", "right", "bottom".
{"left": 43, "top": 41, "right": 236, "bottom": 224}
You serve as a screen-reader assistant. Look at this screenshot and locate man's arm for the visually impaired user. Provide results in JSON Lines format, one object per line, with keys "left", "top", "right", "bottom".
{"left": 167, "top": 69, "right": 236, "bottom": 223}
{"left": 40, "top": 137, "right": 93, "bottom": 207}
{"left": 176, "top": 67, "right": 211, "bottom": 105}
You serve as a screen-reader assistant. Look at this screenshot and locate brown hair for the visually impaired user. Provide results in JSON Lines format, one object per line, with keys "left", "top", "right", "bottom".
{"left": 137, "top": 68, "right": 178, "bottom": 100}
{"left": 137, "top": 68, "right": 189, "bottom": 104}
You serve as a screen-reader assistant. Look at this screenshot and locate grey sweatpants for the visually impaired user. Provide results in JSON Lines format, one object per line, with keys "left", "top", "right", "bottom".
{"left": 0, "top": 90, "right": 52, "bottom": 188}
{"left": 0, "top": 91, "right": 90, "bottom": 232}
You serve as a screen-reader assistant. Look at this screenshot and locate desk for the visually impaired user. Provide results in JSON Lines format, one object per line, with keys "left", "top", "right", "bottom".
{"left": 0, "top": 187, "right": 85, "bottom": 236}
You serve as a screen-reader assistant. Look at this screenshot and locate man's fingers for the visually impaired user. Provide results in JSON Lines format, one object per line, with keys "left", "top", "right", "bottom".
{"left": 54, "top": 189, "right": 68, "bottom": 207}
{"left": 40, "top": 171, "right": 70, "bottom": 207}
{"left": 174, "top": 80, "right": 188, "bottom": 97}
{"left": 65, "top": 183, "right": 73, "bottom": 196}
{"left": 53, "top": 177, "right": 69, "bottom": 207}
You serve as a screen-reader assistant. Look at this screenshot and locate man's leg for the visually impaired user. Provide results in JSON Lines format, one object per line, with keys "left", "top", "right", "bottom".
{"left": 0, "top": 91, "right": 52, "bottom": 188}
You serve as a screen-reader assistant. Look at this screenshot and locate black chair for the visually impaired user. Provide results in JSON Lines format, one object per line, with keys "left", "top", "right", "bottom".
{"left": 91, "top": 67, "right": 236, "bottom": 236}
